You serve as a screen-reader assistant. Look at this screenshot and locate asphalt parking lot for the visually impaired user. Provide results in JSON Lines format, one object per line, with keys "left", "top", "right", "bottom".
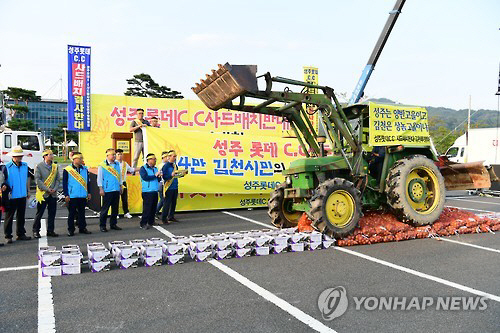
{"left": 0, "top": 192, "right": 499, "bottom": 333}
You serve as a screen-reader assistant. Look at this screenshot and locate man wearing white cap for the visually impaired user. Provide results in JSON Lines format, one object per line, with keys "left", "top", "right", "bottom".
{"left": 32, "top": 149, "right": 60, "bottom": 238}
{"left": 4, "top": 146, "right": 31, "bottom": 243}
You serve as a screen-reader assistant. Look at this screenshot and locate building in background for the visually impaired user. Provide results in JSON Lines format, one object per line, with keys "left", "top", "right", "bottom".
{"left": 7, "top": 99, "right": 67, "bottom": 137}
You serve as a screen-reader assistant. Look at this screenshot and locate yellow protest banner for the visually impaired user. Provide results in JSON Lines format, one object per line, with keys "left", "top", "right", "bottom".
{"left": 80, "top": 94, "right": 292, "bottom": 166}
{"left": 80, "top": 94, "right": 321, "bottom": 212}
{"left": 144, "top": 127, "right": 307, "bottom": 194}
{"left": 368, "top": 102, "right": 430, "bottom": 146}
{"left": 119, "top": 174, "right": 273, "bottom": 213}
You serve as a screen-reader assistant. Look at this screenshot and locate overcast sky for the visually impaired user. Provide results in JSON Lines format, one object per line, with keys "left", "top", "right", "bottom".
{"left": 0, "top": 0, "right": 499, "bottom": 110}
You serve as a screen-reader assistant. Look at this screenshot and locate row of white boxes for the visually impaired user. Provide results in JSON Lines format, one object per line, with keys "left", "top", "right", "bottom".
{"left": 38, "top": 245, "right": 83, "bottom": 277}
{"left": 87, "top": 240, "right": 165, "bottom": 272}
{"left": 38, "top": 228, "right": 336, "bottom": 275}
{"left": 180, "top": 228, "right": 335, "bottom": 262}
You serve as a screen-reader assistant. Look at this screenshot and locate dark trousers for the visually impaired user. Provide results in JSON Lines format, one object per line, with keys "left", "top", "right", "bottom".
{"left": 33, "top": 196, "right": 57, "bottom": 233}
{"left": 141, "top": 192, "right": 158, "bottom": 227}
{"left": 100, "top": 191, "right": 119, "bottom": 228}
{"left": 161, "top": 189, "right": 178, "bottom": 222}
{"left": 156, "top": 183, "right": 164, "bottom": 214}
{"left": 67, "top": 198, "right": 87, "bottom": 232}
{"left": 369, "top": 160, "right": 384, "bottom": 184}
{"left": 4, "top": 197, "right": 27, "bottom": 239}
{"left": 121, "top": 183, "right": 129, "bottom": 214}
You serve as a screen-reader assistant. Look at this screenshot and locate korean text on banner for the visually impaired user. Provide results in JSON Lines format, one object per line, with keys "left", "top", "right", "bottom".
{"left": 144, "top": 127, "right": 308, "bottom": 194}
{"left": 67, "top": 45, "right": 91, "bottom": 131}
{"left": 80, "top": 94, "right": 293, "bottom": 166}
{"left": 369, "top": 102, "right": 430, "bottom": 146}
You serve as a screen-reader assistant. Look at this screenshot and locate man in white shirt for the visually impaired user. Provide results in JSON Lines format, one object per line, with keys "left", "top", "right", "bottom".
{"left": 116, "top": 149, "right": 138, "bottom": 218}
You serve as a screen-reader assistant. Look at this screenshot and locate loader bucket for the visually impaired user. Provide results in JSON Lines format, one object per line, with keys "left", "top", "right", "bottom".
{"left": 437, "top": 157, "right": 492, "bottom": 191}
{"left": 192, "top": 63, "right": 258, "bottom": 110}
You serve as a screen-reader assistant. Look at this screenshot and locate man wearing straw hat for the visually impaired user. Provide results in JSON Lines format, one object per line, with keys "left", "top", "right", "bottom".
{"left": 63, "top": 151, "right": 92, "bottom": 236}
{"left": 32, "top": 149, "right": 60, "bottom": 239}
{"left": 129, "top": 108, "right": 151, "bottom": 168}
{"left": 4, "top": 146, "right": 31, "bottom": 243}
{"left": 97, "top": 148, "right": 123, "bottom": 232}
{"left": 139, "top": 153, "right": 161, "bottom": 229}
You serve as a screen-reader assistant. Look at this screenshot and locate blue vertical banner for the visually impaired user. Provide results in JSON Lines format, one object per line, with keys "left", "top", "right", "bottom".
{"left": 67, "top": 45, "right": 91, "bottom": 131}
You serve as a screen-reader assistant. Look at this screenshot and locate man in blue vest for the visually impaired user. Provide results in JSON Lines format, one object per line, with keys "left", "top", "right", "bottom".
{"left": 161, "top": 150, "right": 187, "bottom": 224}
{"left": 3, "top": 146, "right": 31, "bottom": 243}
{"left": 155, "top": 151, "right": 169, "bottom": 219}
{"left": 139, "top": 153, "right": 161, "bottom": 229}
{"left": 97, "top": 148, "right": 123, "bottom": 232}
{"left": 63, "top": 152, "right": 92, "bottom": 236}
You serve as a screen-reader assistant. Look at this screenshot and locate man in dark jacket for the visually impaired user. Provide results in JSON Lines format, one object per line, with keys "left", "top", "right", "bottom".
{"left": 369, "top": 146, "right": 386, "bottom": 184}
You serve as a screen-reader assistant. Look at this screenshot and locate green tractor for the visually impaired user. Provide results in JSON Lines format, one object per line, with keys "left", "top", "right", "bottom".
{"left": 193, "top": 63, "right": 490, "bottom": 238}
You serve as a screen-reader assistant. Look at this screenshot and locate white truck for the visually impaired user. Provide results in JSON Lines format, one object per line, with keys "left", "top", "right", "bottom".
{"left": 0, "top": 129, "right": 45, "bottom": 173}
{"left": 445, "top": 128, "right": 500, "bottom": 166}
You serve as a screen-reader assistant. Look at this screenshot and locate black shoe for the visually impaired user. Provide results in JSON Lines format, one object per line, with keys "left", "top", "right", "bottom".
{"left": 33, "top": 231, "right": 41, "bottom": 239}
{"left": 79, "top": 229, "right": 92, "bottom": 235}
{"left": 0, "top": 243, "right": 3, "bottom": 247}
{"left": 100, "top": 227, "right": 108, "bottom": 233}
{"left": 6, "top": 238, "right": 13, "bottom": 244}
{"left": 47, "top": 231, "right": 59, "bottom": 237}
{"left": 68, "top": 230, "right": 75, "bottom": 237}
{"left": 145, "top": 225, "right": 152, "bottom": 230}
{"left": 139, "top": 225, "right": 145, "bottom": 229}
{"left": 169, "top": 218, "right": 180, "bottom": 223}
{"left": 110, "top": 225, "right": 122, "bottom": 230}
{"left": 162, "top": 220, "right": 171, "bottom": 225}
{"left": 16, "top": 235, "right": 32, "bottom": 241}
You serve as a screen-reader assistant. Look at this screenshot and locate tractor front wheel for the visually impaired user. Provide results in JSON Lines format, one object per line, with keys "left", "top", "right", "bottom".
{"left": 268, "top": 183, "right": 302, "bottom": 228}
{"left": 310, "top": 178, "right": 362, "bottom": 238}
{"left": 385, "top": 155, "right": 445, "bottom": 225}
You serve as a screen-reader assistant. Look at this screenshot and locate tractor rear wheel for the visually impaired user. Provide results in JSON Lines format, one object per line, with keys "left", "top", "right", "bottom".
{"left": 268, "top": 183, "right": 302, "bottom": 228}
{"left": 310, "top": 178, "right": 362, "bottom": 238}
{"left": 385, "top": 155, "right": 445, "bottom": 225}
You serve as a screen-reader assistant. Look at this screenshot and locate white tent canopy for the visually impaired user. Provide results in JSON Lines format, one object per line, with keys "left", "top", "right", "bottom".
{"left": 44, "top": 139, "right": 61, "bottom": 147}
{"left": 67, "top": 140, "right": 78, "bottom": 147}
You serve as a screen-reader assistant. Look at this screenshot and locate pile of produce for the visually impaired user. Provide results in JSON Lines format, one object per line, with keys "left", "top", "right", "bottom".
{"left": 297, "top": 208, "right": 500, "bottom": 246}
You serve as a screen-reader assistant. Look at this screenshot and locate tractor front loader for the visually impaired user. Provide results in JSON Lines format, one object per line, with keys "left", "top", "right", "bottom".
{"left": 193, "top": 63, "right": 491, "bottom": 238}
